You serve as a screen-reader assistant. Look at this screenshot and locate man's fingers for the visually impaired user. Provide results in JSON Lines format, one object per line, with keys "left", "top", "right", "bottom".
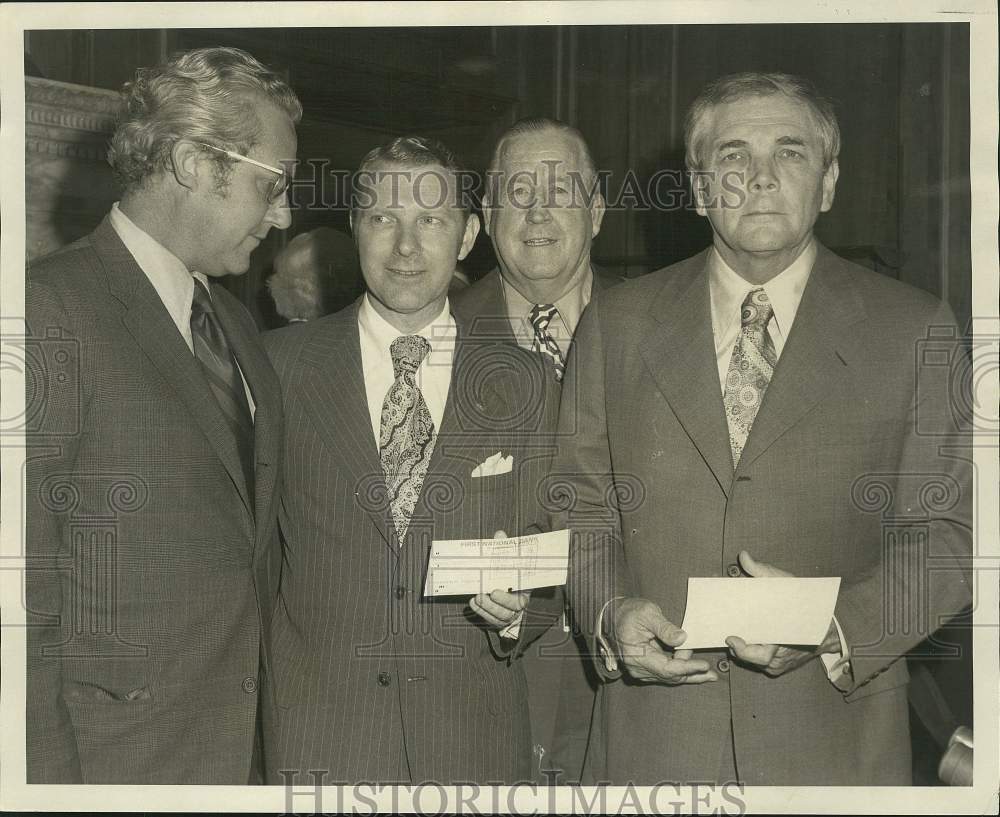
{"left": 727, "top": 635, "right": 777, "bottom": 666}
{"left": 488, "top": 589, "right": 529, "bottom": 612}
{"left": 737, "top": 550, "right": 790, "bottom": 578}
{"left": 469, "top": 595, "right": 510, "bottom": 627}
{"left": 626, "top": 651, "right": 717, "bottom": 685}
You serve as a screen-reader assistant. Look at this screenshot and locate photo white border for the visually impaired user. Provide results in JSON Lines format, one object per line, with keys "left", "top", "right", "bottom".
{"left": 1, "top": 2, "right": 997, "bottom": 813}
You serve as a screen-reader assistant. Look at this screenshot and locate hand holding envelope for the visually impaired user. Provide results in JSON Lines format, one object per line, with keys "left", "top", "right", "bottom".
{"left": 719, "top": 551, "right": 843, "bottom": 677}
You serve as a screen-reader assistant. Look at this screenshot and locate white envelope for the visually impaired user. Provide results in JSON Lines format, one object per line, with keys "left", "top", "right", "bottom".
{"left": 680, "top": 577, "right": 841, "bottom": 649}
{"left": 471, "top": 451, "right": 513, "bottom": 478}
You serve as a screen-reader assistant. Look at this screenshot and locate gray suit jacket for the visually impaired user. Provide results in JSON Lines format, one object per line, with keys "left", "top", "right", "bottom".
{"left": 25, "top": 217, "right": 283, "bottom": 783}
{"left": 261, "top": 301, "right": 557, "bottom": 784}
{"left": 555, "top": 244, "right": 972, "bottom": 784}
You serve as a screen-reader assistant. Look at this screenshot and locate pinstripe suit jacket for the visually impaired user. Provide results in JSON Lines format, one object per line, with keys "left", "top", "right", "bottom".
{"left": 25, "top": 217, "right": 283, "bottom": 783}
{"left": 557, "top": 244, "right": 972, "bottom": 784}
{"left": 262, "top": 300, "right": 557, "bottom": 784}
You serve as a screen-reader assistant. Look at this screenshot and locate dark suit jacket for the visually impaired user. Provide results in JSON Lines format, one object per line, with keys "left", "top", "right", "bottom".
{"left": 556, "top": 244, "right": 972, "bottom": 785}
{"left": 262, "top": 300, "right": 557, "bottom": 784}
{"left": 452, "top": 265, "right": 621, "bottom": 783}
{"left": 24, "top": 217, "right": 283, "bottom": 783}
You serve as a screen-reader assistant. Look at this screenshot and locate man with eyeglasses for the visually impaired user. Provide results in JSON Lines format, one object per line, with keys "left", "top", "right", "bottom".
{"left": 25, "top": 46, "right": 300, "bottom": 784}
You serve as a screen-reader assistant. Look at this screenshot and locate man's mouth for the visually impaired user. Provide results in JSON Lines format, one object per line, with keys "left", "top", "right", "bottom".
{"left": 387, "top": 267, "right": 425, "bottom": 276}
{"left": 523, "top": 238, "right": 557, "bottom": 247}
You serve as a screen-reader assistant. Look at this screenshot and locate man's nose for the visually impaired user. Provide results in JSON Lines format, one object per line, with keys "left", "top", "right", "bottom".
{"left": 394, "top": 224, "right": 418, "bottom": 256}
{"left": 748, "top": 157, "right": 779, "bottom": 193}
{"left": 526, "top": 196, "right": 552, "bottom": 224}
{"left": 265, "top": 191, "right": 293, "bottom": 230}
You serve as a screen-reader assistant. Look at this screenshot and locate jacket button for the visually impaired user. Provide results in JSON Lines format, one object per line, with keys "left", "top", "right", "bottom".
{"left": 394, "top": 586, "right": 406, "bottom": 599}
{"left": 716, "top": 659, "right": 731, "bottom": 673}
{"left": 242, "top": 677, "right": 258, "bottom": 694}
{"left": 377, "top": 672, "right": 391, "bottom": 687}
{"left": 726, "top": 564, "right": 742, "bottom": 578}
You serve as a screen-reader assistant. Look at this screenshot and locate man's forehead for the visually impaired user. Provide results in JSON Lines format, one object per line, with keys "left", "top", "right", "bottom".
{"left": 497, "top": 130, "right": 586, "bottom": 172}
{"left": 708, "top": 94, "right": 822, "bottom": 142}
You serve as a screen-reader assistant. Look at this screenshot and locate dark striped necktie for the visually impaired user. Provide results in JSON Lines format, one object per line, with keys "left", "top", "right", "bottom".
{"left": 190, "top": 279, "right": 255, "bottom": 501}
{"left": 529, "top": 303, "right": 566, "bottom": 382}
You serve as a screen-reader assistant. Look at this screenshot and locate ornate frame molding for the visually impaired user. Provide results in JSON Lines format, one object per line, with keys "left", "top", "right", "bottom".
{"left": 25, "top": 76, "right": 121, "bottom": 161}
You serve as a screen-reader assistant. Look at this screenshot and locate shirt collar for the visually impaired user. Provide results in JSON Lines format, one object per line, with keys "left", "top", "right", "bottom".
{"left": 500, "top": 265, "right": 594, "bottom": 336}
{"left": 108, "top": 202, "right": 208, "bottom": 299}
{"left": 358, "top": 293, "right": 456, "bottom": 358}
{"left": 708, "top": 240, "right": 816, "bottom": 340}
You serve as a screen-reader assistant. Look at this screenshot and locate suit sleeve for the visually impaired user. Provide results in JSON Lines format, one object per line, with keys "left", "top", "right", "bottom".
{"left": 835, "top": 299, "right": 973, "bottom": 696}
{"left": 24, "top": 279, "right": 86, "bottom": 781}
{"left": 547, "top": 300, "right": 634, "bottom": 677}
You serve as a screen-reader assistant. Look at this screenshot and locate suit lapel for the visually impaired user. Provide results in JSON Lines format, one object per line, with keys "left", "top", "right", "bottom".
{"left": 298, "top": 304, "right": 394, "bottom": 550}
{"left": 93, "top": 219, "right": 254, "bottom": 519}
{"left": 212, "top": 290, "right": 280, "bottom": 533}
{"left": 737, "top": 246, "right": 866, "bottom": 470}
{"left": 639, "top": 252, "right": 735, "bottom": 495}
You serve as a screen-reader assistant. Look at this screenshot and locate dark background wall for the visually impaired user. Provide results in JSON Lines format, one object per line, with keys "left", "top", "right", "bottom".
{"left": 24, "top": 23, "right": 971, "bottom": 331}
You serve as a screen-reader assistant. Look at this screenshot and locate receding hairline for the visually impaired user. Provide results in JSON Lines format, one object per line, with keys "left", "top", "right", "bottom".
{"left": 490, "top": 124, "right": 595, "bottom": 177}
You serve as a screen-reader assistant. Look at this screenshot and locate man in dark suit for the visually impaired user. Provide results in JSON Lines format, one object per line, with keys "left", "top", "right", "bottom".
{"left": 553, "top": 72, "right": 972, "bottom": 784}
{"left": 263, "top": 136, "right": 553, "bottom": 784}
{"left": 453, "top": 117, "right": 620, "bottom": 784}
{"left": 25, "top": 47, "right": 300, "bottom": 783}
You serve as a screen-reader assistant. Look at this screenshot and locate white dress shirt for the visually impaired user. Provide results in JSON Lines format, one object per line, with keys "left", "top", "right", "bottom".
{"left": 108, "top": 202, "right": 255, "bottom": 417}
{"left": 357, "top": 293, "right": 455, "bottom": 449}
{"left": 708, "top": 241, "right": 815, "bottom": 391}
{"left": 500, "top": 266, "right": 593, "bottom": 358}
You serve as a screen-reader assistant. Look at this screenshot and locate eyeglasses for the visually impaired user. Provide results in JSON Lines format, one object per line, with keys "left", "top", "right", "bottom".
{"left": 194, "top": 142, "right": 291, "bottom": 204}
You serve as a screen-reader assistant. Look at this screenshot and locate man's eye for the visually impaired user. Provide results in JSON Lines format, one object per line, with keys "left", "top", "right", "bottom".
{"left": 419, "top": 216, "right": 441, "bottom": 226}
{"left": 370, "top": 214, "right": 391, "bottom": 225}
{"left": 778, "top": 148, "right": 804, "bottom": 160}
{"left": 721, "top": 151, "right": 746, "bottom": 163}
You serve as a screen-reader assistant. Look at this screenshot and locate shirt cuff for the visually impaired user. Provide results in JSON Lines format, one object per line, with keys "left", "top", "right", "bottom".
{"left": 499, "top": 610, "right": 524, "bottom": 640}
{"left": 595, "top": 596, "right": 628, "bottom": 673}
{"left": 819, "top": 615, "right": 852, "bottom": 688}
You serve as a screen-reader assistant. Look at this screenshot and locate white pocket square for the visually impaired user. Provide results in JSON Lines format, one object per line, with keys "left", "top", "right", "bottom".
{"left": 471, "top": 451, "right": 513, "bottom": 478}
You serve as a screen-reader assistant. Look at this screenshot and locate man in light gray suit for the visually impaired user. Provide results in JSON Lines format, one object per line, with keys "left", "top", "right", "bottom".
{"left": 552, "top": 72, "right": 972, "bottom": 785}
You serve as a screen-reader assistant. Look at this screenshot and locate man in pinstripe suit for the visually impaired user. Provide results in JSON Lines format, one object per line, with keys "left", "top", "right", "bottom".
{"left": 263, "top": 137, "right": 555, "bottom": 784}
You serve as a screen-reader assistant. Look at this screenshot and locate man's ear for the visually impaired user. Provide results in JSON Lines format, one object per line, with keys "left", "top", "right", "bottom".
{"left": 170, "top": 141, "right": 207, "bottom": 193}
{"left": 457, "top": 212, "right": 481, "bottom": 261}
{"left": 820, "top": 159, "right": 840, "bottom": 213}
{"left": 481, "top": 190, "right": 494, "bottom": 237}
{"left": 589, "top": 189, "right": 606, "bottom": 237}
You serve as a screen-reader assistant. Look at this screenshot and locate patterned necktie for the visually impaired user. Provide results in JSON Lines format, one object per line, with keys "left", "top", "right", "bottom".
{"left": 190, "top": 279, "right": 255, "bottom": 499}
{"left": 723, "top": 288, "right": 778, "bottom": 466}
{"left": 529, "top": 303, "right": 566, "bottom": 382}
{"left": 380, "top": 335, "right": 436, "bottom": 539}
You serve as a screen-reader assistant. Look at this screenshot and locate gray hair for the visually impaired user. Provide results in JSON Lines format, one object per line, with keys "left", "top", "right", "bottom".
{"left": 683, "top": 72, "right": 840, "bottom": 171}
{"left": 108, "top": 46, "right": 302, "bottom": 192}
